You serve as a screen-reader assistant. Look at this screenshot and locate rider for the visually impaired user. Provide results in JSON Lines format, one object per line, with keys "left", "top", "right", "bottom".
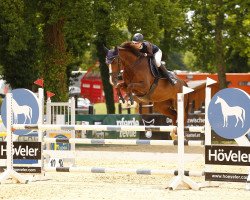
{"left": 131, "top": 33, "right": 177, "bottom": 85}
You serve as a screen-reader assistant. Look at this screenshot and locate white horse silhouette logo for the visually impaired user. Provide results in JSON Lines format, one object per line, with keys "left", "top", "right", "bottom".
{"left": 12, "top": 98, "right": 33, "bottom": 124}
{"left": 215, "top": 96, "right": 245, "bottom": 128}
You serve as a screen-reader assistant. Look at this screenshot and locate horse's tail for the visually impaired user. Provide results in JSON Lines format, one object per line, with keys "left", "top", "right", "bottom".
{"left": 29, "top": 107, "right": 32, "bottom": 119}
{"left": 242, "top": 108, "right": 245, "bottom": 120}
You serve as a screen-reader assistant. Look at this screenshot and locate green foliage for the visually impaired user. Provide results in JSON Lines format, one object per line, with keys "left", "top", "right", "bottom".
{"left": 64, "top": 0, "right": 94, "bottom": 56}
{"left": 126, "top": 0, "right": 186, "bottom": 68}
{"left": 0, "top": 0, "right": 41, "bottom": 89}
{"left": 127, "top": 0, "right": 161, "bottom": 42}
{"left": 0, "top": 0, "right": 248, "bottom": 105}
{"left": 183, "top": 51, "right": 197, "bottom": 71}
{"left": 182, "top": 0, "right": 249, "bottom": 72}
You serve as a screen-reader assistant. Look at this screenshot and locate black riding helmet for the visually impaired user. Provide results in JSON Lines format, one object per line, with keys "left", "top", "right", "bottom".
{"left": 132, "top": 33, "right": 144, "bottom": 42}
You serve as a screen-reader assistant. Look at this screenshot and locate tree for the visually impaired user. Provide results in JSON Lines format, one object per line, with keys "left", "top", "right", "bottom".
{"left": 183, "top": 51, "right": 197, "bottom": 70}
{"left": 0, "top": 0, "right": 40, "bottom": 89}
{"left": 224, "top": 1, "right": 250, "bottom": 72}
{"left": 214, "top": 0, "right": 227, "bottom": 89}
{"left": 157, "top": 0, "right": 186, "bottom": 69}
{"left": 93, "top": 0, "right": 129, "bottom": 114}
{"left": 0, "top": 0, "right": 94, "bottom": 98}
{"left": 182, "top": 0, "right": 250, "bottom": 89}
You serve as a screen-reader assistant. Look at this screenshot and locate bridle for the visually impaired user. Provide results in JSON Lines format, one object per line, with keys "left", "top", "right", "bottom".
{"left": 108, "top": 56, "right": 123, "bottom": 86}
{"left": 107, "top": 47, "right": 144, "bottom": 86}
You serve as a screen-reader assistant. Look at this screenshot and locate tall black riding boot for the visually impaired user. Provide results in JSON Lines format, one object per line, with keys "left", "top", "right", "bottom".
{"left": 159, "top": 64, "right": 177, "bottom": 85}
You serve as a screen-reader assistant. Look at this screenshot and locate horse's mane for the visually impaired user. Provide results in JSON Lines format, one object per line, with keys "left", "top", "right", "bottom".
{"left": 120, "top": 41, "right": 142, "bottom": 57}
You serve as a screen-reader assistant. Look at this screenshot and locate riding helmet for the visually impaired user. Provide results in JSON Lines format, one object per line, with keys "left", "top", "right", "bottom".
{"left": 132, "top": 33, "right": 144, "bottom": 42}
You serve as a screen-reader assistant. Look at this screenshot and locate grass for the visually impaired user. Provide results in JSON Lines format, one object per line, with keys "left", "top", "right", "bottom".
{"left": 94, "top": 103, "right": 136, "bottom": 114}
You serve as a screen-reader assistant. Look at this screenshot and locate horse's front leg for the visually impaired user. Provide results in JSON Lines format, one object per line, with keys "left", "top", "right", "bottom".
{"left": 126, "top": 82, "right": 147, "bottom": 105}
{"left": 115, "top": 82, "right": 127, "bottom": 103}
{"left": 223, "top": 116, "right": 226, "bottom": 127}
{"left": 13, "top": 113, "right": 17, "bottom": 124}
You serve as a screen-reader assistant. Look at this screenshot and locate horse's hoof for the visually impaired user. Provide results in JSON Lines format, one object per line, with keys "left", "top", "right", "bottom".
{"left": 129, "top": 98, "right": 134, "bottom": 105}
{"left": 119, "top": 97, "right": 126, "bottom": 104}
{"left": 170, "top": 132, "right": 177, "bottom": 140}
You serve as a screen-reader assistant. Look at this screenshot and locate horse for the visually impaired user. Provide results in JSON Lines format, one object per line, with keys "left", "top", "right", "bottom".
{"left": 105, "top": 42, "right": 189, "bottom": 137}
{"left": 215, "top": 96, "right": 245, "bottom": 128}
{"left": 12, "top": 98, "right": 33, "bottom": 124}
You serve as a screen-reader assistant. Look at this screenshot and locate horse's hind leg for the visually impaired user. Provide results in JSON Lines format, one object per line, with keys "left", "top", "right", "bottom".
{"left": 239, "top": 116, "right": 244, "bottom": 128}
{"left": 24, "top": 115, "right": 27, "bottom": 124}
{"left": 154, "top": 101, "right": 177, "bottom": 140}
{"left": 154, "top": 100, "right": 177, "bottom": 124}
{"left": 235, "top": 117, "right": 239, "bottom": 127}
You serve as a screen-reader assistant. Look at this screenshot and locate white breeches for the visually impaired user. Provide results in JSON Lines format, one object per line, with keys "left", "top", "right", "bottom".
{"left": 154, "top": 49, "right": 162, "bottom": 67}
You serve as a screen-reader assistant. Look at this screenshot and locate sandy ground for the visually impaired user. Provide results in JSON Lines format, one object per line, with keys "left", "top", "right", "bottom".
{"left": 1, "top": 146, "right": 250, "bottom": 200}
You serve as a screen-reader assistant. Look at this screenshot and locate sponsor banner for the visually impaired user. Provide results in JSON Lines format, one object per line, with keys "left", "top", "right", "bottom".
{"left": 76, "top": 114, "right": 140, "bottom": 139}
{"left": 76, "top": 114, "right": 232, "bottom": 141}
{"left": 49, "top": 133, "right": 71, "bottom": 150}
{"left": 0, "top": 142, "right": 41, "bottom": 160}
{"left": 185, "top": 132, "right": 205, "bottom": 140}
{"left": 205, "top": 172, "right": 248, "bottom": 182}
{"left": 117, "top": 117, "right": 139, "bottom": 138}
{"left": 139, "top": 114, "right": 171, "bottom": 140}
{"left": 92, "top": 121, "right": 105, "bottom": 139}
{"left": 0, "top": 166, "right": 41, "bottom": 173}
{"left": 186, "top": 113, "right": 205, "bottom": 126}
{"left": 185, "top": 113, "right": 205, "bottom": 140}
{"left": 205, "top": 145, "right": 250, "bottom": 166}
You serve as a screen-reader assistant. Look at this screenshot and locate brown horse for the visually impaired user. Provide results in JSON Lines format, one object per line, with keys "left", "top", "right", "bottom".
{"left": 105, "top": 42, "right": 189, "bottom": 131}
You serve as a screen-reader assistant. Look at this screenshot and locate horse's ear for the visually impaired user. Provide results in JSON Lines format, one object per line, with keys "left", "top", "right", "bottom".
{"left": 114, "top": 46, "right": 119, "bottom": 54}
{"left": 103, "top": 45, "right": 109, "bottom": 53}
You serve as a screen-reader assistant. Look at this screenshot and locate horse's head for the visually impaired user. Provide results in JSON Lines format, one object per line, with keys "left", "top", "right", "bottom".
{"left": 105, "top": 46, "right": 122, "bottom": 87}
{"left": 215, "top": 96, "right": 221, "bottom": 104}
{"left": 105, "top": 42, "right": 145, "bottom": 87}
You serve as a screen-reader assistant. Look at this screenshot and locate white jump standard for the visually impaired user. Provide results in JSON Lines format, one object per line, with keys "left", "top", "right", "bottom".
{"left": 2, "top": 79, "right": 226, "bottom": 190}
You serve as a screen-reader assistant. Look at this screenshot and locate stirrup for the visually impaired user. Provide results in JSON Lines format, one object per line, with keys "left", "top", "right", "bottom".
{"left": 166, "top": 71, "right": 177, "bottom": 85}
{"left": 168, "top": 78, "right": 177, "bottom": 86}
